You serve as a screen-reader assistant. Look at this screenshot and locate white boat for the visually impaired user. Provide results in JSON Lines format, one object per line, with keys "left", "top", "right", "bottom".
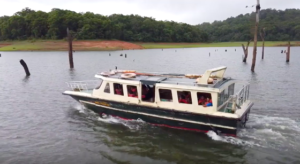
{"left": 63, "top": 66, "right": 253, "bottom": 136}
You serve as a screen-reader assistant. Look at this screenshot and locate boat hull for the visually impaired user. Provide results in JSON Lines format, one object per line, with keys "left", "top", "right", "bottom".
{"left": 67, "top": 94, "right": 252, "bottom": 137}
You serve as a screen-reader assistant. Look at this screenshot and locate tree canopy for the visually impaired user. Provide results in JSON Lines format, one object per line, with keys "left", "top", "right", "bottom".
{"left": 0, "top": 8, "right": 299, "bottom": 42}
{"left": 0, "top": 8, "right": 208, "bottom": 42}
{"left": 197, "top": 9, "right": 300, "bottom": 42}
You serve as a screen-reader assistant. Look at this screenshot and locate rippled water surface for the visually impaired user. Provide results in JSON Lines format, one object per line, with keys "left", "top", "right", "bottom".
{"left": 1, "top": 47, "right": 300, "bottom": 164}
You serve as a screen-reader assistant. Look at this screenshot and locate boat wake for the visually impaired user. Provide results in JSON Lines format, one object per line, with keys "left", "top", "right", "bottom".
{"left": 97, "top": 116, "right": 145, "bottom": 131}
{"left": 73, "top": 103, "right": 146, "bottom": 130}
{"left": 74, "top": 103, "right": 86, "bottom": 114}
{"left": 74, "top": 104, "right": 300, "bottom": 151}
{"left": 207, "top": 114, "right": 300, "bottom": 151}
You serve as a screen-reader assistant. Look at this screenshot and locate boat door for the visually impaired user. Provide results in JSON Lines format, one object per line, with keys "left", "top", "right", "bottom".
{"left": 140, "top": 77, "right": 167, "bottom": 105}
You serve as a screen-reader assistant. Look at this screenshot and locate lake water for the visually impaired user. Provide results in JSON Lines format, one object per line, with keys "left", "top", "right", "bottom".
{"left": 0, "top": 47, "right": 300, "bottom": 164}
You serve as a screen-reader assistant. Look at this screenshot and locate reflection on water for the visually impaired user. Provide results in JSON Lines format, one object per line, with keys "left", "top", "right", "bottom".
{"left": 0, "top": 47, "right": 300, "bottom": 164}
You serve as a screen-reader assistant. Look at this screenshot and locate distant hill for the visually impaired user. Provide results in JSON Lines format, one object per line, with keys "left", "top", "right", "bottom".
{"left": 197, "top": 9, "right": 300, "bottom": 42}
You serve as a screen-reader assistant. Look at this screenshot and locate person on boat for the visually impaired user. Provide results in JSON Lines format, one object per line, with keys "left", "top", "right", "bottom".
{"left": 147, "top": 87, "right": 155, "bottom": 101}
{"left": 179, "top": 95, "right": 188, "bottom": 104}
{"left": 142, "top": 85, "right": 148, "bottom": 100}
{"left": 115, "top": 84, "right": 123, "bottom": 95}
{"left": 184, "top": 92, "right": 192, "bottom": 104}
{"left": 203, "top": 98, "right": 213, "bottom": 107}
{"left": 198, "top": 96, "right": 205, "bottom": 105}
{"left": 128, "top": 86, "right": 138, "bottom": 98}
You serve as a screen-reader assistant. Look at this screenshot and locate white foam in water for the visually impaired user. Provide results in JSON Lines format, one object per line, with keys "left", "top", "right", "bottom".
{"left": 74, "top": 103, "right": 86, "bottom": 114}
{"left": 96, "top": 115, "right": 145, "bottom": 130}
{"left": 206, "top": 130, "right": 260, "bottom": 147}
{"left": 207, "top": 114, "right": 300, "bottom": 151}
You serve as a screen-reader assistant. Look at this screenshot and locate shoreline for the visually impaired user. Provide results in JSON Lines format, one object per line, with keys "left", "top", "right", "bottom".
{"left": 0, "top": 40, "right": 299, "bottom": 51}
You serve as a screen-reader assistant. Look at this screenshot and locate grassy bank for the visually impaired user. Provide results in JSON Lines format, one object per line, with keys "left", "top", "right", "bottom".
{"left": 0, "top": 40, "right": 299, "bottom": 51}
{"left": 0, "top": 40, "right": 143, "bottom": 51}
{"left": 139, "top": 41, "right": 300, "bottom": 49}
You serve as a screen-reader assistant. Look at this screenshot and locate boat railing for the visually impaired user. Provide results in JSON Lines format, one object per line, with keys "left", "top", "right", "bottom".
{"left": 235, "top": 83, "right": 250, "bottom": 106}
{"left": 220, "top": 83, "right": 250, "bottom": 113}
{"left": 66, "top": 80, "right": 99, "bottom": 92}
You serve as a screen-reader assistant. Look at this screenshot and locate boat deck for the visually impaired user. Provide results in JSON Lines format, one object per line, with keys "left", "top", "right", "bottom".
{"left": 97, "top": 71, "right": 233, "bottom": 88}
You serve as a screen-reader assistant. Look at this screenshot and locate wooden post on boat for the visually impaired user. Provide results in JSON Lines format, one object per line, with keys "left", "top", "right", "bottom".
{"left": 251, "top": 0, "right": 260, "bottom": 72}
{"left": 20, "top": 59, "right": 30, "bottom": 76}
{"left": 242, "top": 40, "right": 250, "bottom": 62}
{"left": 67, "top": 28, "right": 74, "bottom": 68}
{"left": 260, "top": 28, "right": 265, "bottom": 59}
{"left": 286, "top": 41, "right": 290, "bottom": 62}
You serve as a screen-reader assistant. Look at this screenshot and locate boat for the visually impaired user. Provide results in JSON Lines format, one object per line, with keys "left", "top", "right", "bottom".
{"left": 63, "top": 66, "right": 253, "bottom": 137}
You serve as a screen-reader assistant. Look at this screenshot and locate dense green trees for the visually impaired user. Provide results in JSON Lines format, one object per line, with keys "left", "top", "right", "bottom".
{"left": 197, "top": 9, "right": 300, "bottom": 41}
{"left": 0, "top": 8, "right": 299, "bottom": 42}
{"left": 0, "top": 8, "right": 208, "bottom": 42}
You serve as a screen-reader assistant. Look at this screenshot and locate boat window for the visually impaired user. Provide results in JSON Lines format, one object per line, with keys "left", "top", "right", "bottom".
{"left": 218, "top": 84, "right": 234, "bottom": 107}
{"left": 104, "top": 83, "right": 110, "bottom": 93}
{"left": 197, "top": 92, "right": 213, "bottom": 107}
{"left": 127, "top": 85, "right": 138, "bottom": 98}
{"left": 159, "top": 89, "right": 173, "bottom": 102}
{"left": 228, "top": 83, "right": 235, "bottom": 96}
{"left": 141, "top": 84, "right": 155, "bottom": 102}
{"left": 218, "top": 90, "right": 225, "bottom": 107}
{"left": 177, "top": 91, "right": 192, "bottom": 104}
{"left": 95, "top": 79, "right": 103, "bottom": 89}
{"left": 113, "top": 83, "right": 124, "bottom": 96}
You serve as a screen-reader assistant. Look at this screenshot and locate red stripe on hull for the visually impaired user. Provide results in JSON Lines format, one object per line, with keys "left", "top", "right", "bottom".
{"left": 106, "top": 114, "right": 237, "bottom": 137}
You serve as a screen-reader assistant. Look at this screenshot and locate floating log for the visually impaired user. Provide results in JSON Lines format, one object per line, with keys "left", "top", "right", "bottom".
{"left": 20, "top": 59, "right": 30, "bottom": 76}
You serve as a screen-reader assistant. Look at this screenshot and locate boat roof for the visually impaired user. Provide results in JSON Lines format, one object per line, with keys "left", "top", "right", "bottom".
{"left": 95, "top": 66, "right": 233, "bottom": 89}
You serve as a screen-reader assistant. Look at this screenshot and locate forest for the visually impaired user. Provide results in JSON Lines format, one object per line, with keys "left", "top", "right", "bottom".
{"left": 0, "top": 8, "right": 299, "bottom": 42}
{"left": 197, "top": 9, "right": 300, "bottom": 42}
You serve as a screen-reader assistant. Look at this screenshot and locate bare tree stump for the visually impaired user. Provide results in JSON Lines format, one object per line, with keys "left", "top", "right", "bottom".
{"left": 20, "top": 59, "right": 30, "bottom": 76}
{"left": 251, "top": 0, "right": 261, "bottom": 72}
{"left": 260, "top": 28, "right": 265, "bottom": 59}
{"left": 242, "top": 40, "right": 251, "bottom": 62}
{"left": 67, "top": 28, "right": 74, "bottom": 68}
{"left": 286, "top": 41, "right": 290, "bottom": 62}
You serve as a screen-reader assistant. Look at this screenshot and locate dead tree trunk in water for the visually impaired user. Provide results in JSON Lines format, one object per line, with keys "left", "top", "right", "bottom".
{"left": 67, "top": 28, "right": 74, "bottom": 68}
{"left": 251, "top": 0, "right": 261, "bottom": 72}
{"left": 260, "top": 28, "right": 265, "bottom": 59}
{"left": 286, "top": 41, "right": 290, "bottom": 62}
{"left": 242, "top": 40, "right": 251, "bottom": 62}
{"left": 20, "top": 59, "right": 30, "bottom": 76}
